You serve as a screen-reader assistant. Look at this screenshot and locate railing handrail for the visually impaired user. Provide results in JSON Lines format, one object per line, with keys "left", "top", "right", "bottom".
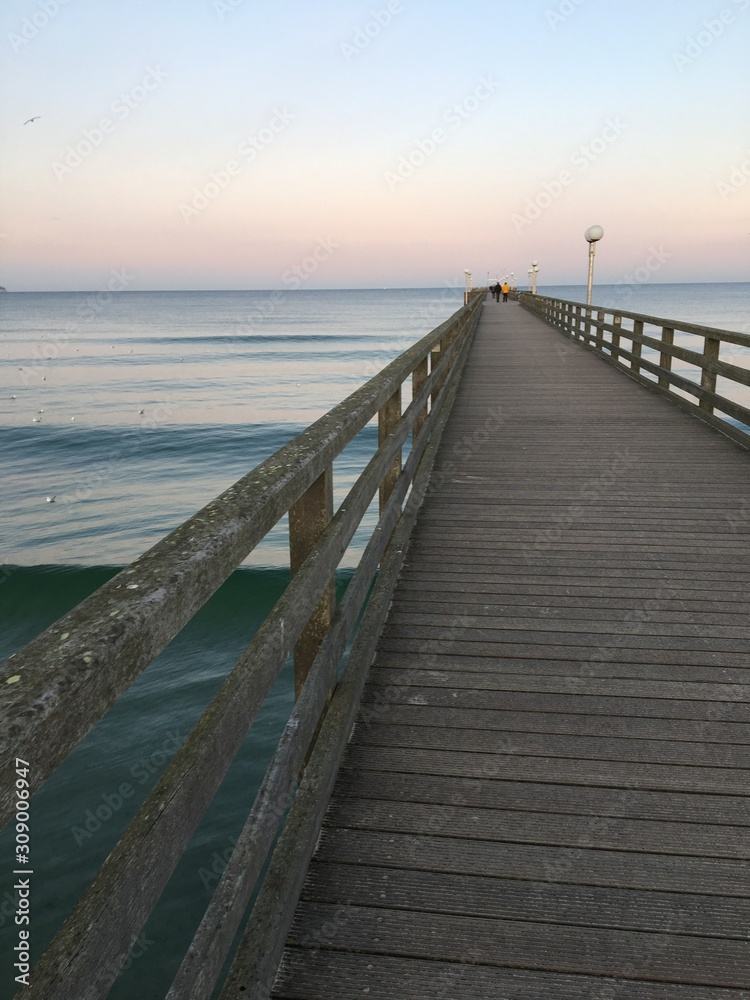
{"left": 522, "top": 292, "right": 750, "bottom": 347}
{"left": 3, "top": 290, "right": 484, "bottom": 999}
{"left": 520, "top": 291, "right": 750, "bottom": 449}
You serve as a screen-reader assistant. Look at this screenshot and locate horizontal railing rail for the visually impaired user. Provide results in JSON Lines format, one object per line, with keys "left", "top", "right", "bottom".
{"left": 1, "top": 290, "right": 484, "bottom": 999}
{"left": 520, "top": 292, "right": 750, "bottom": 449}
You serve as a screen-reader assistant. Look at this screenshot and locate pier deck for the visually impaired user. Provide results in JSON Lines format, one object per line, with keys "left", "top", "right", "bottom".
{"left": 271, "top": 299, "right": 750, "bottom": 997}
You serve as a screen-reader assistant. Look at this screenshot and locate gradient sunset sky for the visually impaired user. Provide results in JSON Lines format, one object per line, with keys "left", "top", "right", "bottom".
{"left": 2, "top": 0, "right": 748, "bottom": 290}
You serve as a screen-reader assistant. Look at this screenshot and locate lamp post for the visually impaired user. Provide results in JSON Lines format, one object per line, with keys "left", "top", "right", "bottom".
{"left": 464, "top": 269, "right": 472, "bottom": 305}
{"left": 531, "top": 260, "right": 539, "bottom": 295}
{"left": 527, "top": 268, "right": 533, "bottom": 292}
{"left": 584, "top": 225, "right": 604, "bottom": 305}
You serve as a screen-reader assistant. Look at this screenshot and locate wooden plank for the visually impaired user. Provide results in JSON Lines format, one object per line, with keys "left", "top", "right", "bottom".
{"left": 314, "top": 827, "right": 750, "bottom": 896}
{"left": 302, "top": 862, "right": 750, "bottom": 937}
{"left": 351, "top": 722, "right": 750, "bottom": 770}
{"left": 286, "top": 901, "right": 750, "bottom": 987}
{"left": 389, "top": 592, "right": 750, "bottom": 620}
{"left": 384, "top": 609, "right": 750, "bottom": 640}
{"left": 324, "top": 796, "right": 750, "bottom": 858}
{"left": 333, "top": 770, "right": 750, "bottom": 826}
{"left": 376, "top": 635, "right": 750, "bottom": 661}
{"left": 367, "top": 665, "right": 750, "bottom": 701}
{"left": 373, "top": 650, "right": 750, "bottom": 685}
{"left": 274, "top": 950, "right": 750, "bottom": 1000}
{"left": 340, "top": 744, "right": 750, "bottom": 795}
{"left": 354, "top": 701, "right": 750, "bottom": 743}
{"left": 395, "top": 572, "right": 749, "bottom": 599}
{"left": 361, "top": 684, "right": 750, "bottom": 722}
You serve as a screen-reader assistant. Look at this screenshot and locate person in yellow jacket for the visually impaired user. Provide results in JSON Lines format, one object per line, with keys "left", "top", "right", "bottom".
{"left": 501, "top": 282, "right": 510, "bottom": 302}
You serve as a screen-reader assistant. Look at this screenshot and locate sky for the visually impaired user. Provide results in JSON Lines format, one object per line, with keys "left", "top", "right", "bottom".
{"left": 1, "top": 0, "right": 748, "bottom": 290}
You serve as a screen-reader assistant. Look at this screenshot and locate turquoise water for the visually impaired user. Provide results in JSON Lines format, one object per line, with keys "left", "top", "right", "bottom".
{"left": 1, "top": 284, "right": 749, "bottom": 997}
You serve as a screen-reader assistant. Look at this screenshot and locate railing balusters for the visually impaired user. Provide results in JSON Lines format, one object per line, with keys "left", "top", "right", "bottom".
{"left": 519, "top": 292, "right": 750, "bottom": 450}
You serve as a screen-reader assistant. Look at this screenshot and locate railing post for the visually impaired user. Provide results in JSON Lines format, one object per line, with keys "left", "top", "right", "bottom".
{"left": 659, "top": 327, "right": 674, "bottom": 389}
{"left": 700, "top": 335, "right": 721, "bottom": 413}
{"left": 412, "top": 356, "right": 428, "bottom": 444}
{"left": 584, "top": 305, "right": 592, "bottom": 345}
{"left": 577, "top": 304, "right": 584, "bottom": 340}
{"left": 379, "top": 386, "right": 402, "bottom": 514}
{"left": 289, "top": 468, "right": 334, "bottom": 697}
{"left": 631, "top": 319, "right": 643, "bottom": 374}
{"left": 430, "top": 341, "right": 443, "bottom": 405}
{"left": 611, "top": 313, "right": 621, "bottom": 359}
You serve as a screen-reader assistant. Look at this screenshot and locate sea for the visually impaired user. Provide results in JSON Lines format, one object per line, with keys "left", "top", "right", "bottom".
{"left": 1, "top": 282, "right": 748, "bottom": 997}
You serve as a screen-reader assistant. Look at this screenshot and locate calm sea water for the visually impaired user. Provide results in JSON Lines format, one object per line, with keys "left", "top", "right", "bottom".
{"left": 1, "top": 283, "right": 748, "bottom": 997}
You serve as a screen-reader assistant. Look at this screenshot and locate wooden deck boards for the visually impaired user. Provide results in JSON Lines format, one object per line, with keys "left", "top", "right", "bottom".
{"left": 271, "top": 299, "right": 750, "bottom": 998}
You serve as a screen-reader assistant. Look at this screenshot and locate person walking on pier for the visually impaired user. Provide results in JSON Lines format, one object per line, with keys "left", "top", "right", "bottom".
{"left": 491, "top": 282, "right": 500, "bottom": 302}
{"left": 501, "top": 281, "right": 510, "bottom": 302}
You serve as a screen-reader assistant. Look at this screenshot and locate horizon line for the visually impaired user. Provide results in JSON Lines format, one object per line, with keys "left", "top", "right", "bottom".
{"left": 2, "top": 279, "right": 749, "bottom": 294}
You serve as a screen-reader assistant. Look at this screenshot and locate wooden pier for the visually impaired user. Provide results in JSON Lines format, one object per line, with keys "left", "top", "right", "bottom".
{"left": 3, "top": 293, "right": 749, "bottom": 998}
{"left": 264, "top": 299, "right": 750, "bottom": 998}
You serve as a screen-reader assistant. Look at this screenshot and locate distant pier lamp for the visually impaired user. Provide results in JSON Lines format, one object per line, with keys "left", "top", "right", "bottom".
{"left": 531, "top": 260, "right": 539, "bottom": 295}
{"left": 464, "top": 269, "right": 472, "bottom": 305}
{"left": 584, "top": 225, "right": 604, "bottom": 305}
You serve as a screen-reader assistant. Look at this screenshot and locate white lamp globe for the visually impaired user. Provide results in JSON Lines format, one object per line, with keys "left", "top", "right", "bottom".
{"left": 585, "top": 225, "right": 604, "bottom": 243}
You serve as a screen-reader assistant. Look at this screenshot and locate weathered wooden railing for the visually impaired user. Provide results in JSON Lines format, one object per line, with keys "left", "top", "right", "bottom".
{"left": 520, "top": 292, "right": 750, "bottom": 449}
{"left": 0, "top": 290, "right": 484, "bottom": 999}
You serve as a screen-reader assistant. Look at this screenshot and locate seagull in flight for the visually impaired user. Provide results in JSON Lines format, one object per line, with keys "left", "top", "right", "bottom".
{"left": 23, "top": 116, "right": 41, "bottom": 125}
